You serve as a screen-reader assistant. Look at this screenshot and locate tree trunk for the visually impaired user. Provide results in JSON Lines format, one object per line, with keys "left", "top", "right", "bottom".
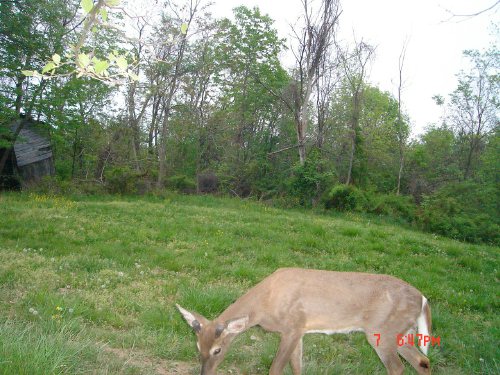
{"left": 395, "top": 42, "right": 407, "bottom": 195}
{"left": 14, "top": 76, "right": 25, "bottom": 115}
{"left": 346, "top": 133, "right": 355, "bottom": 185}
{"left": 463, "top": 136, "right": 476, "bottom": 180}
{"left": 71, "top": 128, "right": 78, "bottom": 178}
{"left": 157, "top": 105, "right": 172, "bottom": 188}
{"left": 126, "top": 82, "right": 143, "bottom": 172}
{"left": 297, "top": 117, "right": 307, "bottom": 165}
{"left": 396, "top": 151, "right": 404, "bottom": 195}
{"left": 346, "top": 90, "right": 361, "bottom": 185}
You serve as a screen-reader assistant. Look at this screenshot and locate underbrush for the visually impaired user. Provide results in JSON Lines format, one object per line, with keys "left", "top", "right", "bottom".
{"left": 321, "top": 183, "right": 498, "bottom": 245}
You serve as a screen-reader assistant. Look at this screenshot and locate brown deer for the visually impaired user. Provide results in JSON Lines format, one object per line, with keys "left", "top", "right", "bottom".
{"left": 177, "top": 268, "right": 432, "bottom": 375}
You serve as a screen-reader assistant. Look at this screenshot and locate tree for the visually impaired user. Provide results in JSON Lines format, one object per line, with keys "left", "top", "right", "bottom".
{"left": 338, "top": 40, "right": 374, "bottom": 185}
{"left": 289, "top": 0, "right": 341, "bottom": 165}
{"left": 211, "top": 6, "right": 290, "bottom": 196}
{"left": 448, "top": 48, "right": 499, "bottom": 180}
{"left": 155, "top": 0, "right": 201, "bottom": 188}
{"left": 327, "top": 83, "right": 404, "bottom": 192}
{"left": 395, "top": 41, "right": 410, "bottom": 195}
{"left": 406, "top": 126, "right": 461, "bottom": 200}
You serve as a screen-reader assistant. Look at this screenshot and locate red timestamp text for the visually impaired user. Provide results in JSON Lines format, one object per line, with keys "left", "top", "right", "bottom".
{"left": 373, "top": 333, "right": 441, "bottom": 347}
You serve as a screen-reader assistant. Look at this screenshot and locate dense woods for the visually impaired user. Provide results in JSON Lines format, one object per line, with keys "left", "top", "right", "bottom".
{"left": 0, "top": 0, "right": 498, "bottom": 244}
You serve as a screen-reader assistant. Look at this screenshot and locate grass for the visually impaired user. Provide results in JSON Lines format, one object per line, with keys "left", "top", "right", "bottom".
{"left": 0, "top": 192, "right": 498, "bottom": 374}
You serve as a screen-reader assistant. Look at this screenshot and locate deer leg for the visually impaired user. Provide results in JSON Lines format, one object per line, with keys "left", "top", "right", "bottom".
{"left": 397, "top": 345, "right": 431, "bottom": 374}
{"left": 269, "top": 333, "right": 302, "bottom": 375}
{"left": 366, "top": 332, "right": 404, "bottom": 375}
{"left": 290, "top": 336, "right": 303, "bottom": 375}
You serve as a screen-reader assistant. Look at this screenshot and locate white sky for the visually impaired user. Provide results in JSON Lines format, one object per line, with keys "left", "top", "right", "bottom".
{"left": 210, "top": 0, "right": 499, "bottom": 136}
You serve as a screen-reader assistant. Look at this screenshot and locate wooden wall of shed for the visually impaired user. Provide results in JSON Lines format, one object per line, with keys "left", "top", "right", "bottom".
{"left": 0, "top": 147, "right": 21, "bottom": 190}
{"left": 18, "top": 157, "right": 55, "bottom": 186}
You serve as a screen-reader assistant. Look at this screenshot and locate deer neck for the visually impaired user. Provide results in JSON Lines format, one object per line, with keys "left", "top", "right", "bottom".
{"left": 218, "top": 293, "right": 258, "bottom": 329}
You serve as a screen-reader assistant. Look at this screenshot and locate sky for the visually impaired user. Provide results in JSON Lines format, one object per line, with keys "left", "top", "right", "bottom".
{"left": 210, "top": 0, "right": 499, "bottom": 136}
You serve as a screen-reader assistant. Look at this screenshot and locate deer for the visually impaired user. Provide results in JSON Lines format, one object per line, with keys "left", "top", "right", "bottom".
{"left": 176, "top": 268, "right": 432, "bottom": 375}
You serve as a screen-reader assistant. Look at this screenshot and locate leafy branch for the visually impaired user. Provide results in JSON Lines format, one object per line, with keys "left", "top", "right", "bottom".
{"left": 21, "top": 0, "right": 188, "bottom": 84}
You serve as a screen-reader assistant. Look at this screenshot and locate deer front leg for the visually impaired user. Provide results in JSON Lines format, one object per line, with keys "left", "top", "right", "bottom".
{"left": 269, "top": 333, "right": 302, "bottom": 375}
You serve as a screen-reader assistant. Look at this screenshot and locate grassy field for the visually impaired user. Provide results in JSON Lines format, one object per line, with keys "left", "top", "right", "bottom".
{"left": 0, "top": 192, "right": 498, "bottom": 374}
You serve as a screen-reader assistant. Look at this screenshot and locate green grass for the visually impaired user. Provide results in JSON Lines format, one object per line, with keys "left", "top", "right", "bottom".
{"left": 0, "top": 192, "right": 498, "bottom": 374}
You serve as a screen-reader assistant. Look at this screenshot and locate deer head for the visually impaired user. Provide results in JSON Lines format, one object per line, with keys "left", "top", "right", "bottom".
{"left": 176, "top": 304, "right": 249, "bottom": 375}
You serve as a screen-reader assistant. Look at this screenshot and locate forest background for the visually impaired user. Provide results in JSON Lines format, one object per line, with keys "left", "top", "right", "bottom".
{"left": 0, "top": 0, "right": 498, "bottom": 244}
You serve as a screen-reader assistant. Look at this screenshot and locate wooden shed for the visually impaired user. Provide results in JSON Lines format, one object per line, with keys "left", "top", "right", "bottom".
{"left": 0, "top": 118, "right": 55, "bottom": 188}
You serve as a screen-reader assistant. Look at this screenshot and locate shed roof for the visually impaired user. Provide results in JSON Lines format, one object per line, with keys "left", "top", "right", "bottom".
{"left": 13, "top": 120, "right": 53, "bottom": 167}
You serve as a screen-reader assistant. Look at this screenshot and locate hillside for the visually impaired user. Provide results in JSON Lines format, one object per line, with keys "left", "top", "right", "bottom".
{"left": 0, "top": 193, "right": 498, "bottom": 374}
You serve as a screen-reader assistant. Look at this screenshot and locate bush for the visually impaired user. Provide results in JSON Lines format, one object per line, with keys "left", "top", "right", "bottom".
{"left": 291, "top": 152, "right": 334, "bottom": 206}
{"left": 417, "top": 182, "right": 499, "bottom": 244}
{"left": 366, "top": 193, "right": 416, "bottom": 223}
{"left": 197, "top": 172, "right": 218, "bottom": 194}
{"left": 104, "top": 166, "right": 139, "bottom": 194}
{"left": 323, "top": 184, "right": 366, "bottom": 211}
{"left": 167, "top": 174, "right": 196, "bottom": 194}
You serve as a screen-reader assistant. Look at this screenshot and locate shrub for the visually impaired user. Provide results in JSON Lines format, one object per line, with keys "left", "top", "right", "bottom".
{"left": 367, "top": 193, "right": 416, "bottom": 223}
{"left": 323, "top": 184, "right": 366, "bottom": 211}
{"left": 417, "top": 182, "right": 499, "bottom": 244}
{"left": 167, "top": 174, "right": 196, "bottom": 194}
{"left": 197, "top": 172, "right": 218, "bottom": 194}
{"left": 291, "top": 152, "right": 334, "bottom": 206}
{"left": 104, "top": 166, "right": 139, "bottom": 194}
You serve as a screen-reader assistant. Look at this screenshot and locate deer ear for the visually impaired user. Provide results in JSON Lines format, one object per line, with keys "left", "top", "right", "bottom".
{"left": 225, "top": 316, "right": 249, "bottom": 334}
{"left": 176, "top": 304, "right": 204, "bottom": 333}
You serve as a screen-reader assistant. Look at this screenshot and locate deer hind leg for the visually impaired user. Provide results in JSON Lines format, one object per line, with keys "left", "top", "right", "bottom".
{"left": 290, "top": 337, "right": 303, "bottom": 375}
{"left": 366, "top": 332, "right": 404, "bottom": 375}
{"left": 397, "top": 345, "right": 431, "bottom": 374}
{"left": 269, "top": 333, "right": 302, "bottom": 375}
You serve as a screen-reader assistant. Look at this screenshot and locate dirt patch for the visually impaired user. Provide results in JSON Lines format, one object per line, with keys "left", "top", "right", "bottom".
{"left": 104, "top": 346, "right": 196, "bottom": 375}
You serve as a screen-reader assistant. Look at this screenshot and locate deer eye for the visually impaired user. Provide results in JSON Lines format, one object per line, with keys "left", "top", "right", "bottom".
{"left": 213, "top": 347, "right": 221, "bottom": 355}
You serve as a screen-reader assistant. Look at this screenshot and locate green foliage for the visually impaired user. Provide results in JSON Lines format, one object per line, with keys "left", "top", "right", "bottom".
{"left": 291, "top": 151, "right": 334, "bottom": 206}
{"left": 478, "top": 129, "right": 500, "bottom": 184}
{"left": 323, "top": 184, "right": 366, "bottom": 211}
{"left": 327, "top": 83, "right": 407, "bottom": 192}
{"left": 406, "top": 126, "right": 462, "bottom": 200}
{"left": 446, "top": 48, "right": 499, "bottom": 180}
{"left": 104, "top": 166, "right": 139, "bottom": 194}
{"left": 366, "top": 193, "right": 416, "bottom": 223}
{"left": 166, "top": 174, "right": 196, "bottom": 194}
{"left": 418, "top": 182, "right": 499, "bottom": 244}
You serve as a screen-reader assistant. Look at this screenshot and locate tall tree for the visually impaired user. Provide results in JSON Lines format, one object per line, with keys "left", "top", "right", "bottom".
{"left": 290, "top": 0, "right": 341, "bottom": 165}
{"left": 212, "top": 6, "right": 289, "bottom": 195}
{"left": 448, "top": 48, "right": 499, "bottom": 180}
{"left": 339, "top": 40, "right": 374, "bottom": 185}
{"left": 155, "top": 0, "right": 201, "bottom": 188}
{"left": 395, "top": 41, "right": 409, "bottom": 194}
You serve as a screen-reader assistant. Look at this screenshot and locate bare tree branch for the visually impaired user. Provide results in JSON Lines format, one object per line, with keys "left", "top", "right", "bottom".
{"left": 442, "top": 0, "right": 500, "bottom": 22}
